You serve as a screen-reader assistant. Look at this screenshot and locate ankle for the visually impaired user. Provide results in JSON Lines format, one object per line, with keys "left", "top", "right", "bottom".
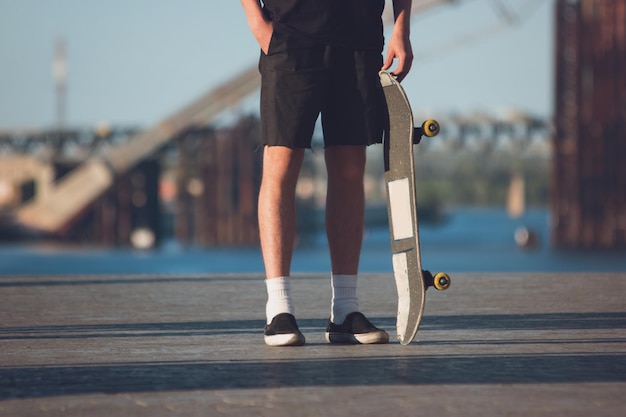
{"left": 265, "top": 277, "right": 295, "bottom": 324}
{"left": 330, "top": 274, "right": 359, "bottom": 324}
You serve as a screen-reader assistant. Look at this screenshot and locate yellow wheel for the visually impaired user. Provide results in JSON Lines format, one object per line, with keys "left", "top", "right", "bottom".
{"left": 422, "top": 119, "right": 440, "bottom": 137}
{"left": 433, "top": 272, "right": 450, "bottom": 290}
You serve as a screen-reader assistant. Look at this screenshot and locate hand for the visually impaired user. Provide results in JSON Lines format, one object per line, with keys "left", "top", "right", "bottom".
{"left": 252, "top": 19, "right": 274, "bottom": 54}
{"left": 382, "top": 31, "right": 413, "bottom": 82}
{"left": 241, "top": 0, "right": 274, "bottom": 54}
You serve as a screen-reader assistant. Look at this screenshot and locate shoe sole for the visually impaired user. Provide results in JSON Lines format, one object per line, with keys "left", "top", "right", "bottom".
{"left": 325, "top": 330, "right": 389, "bottom": 345}
{"left": 264, "top": 333, "right": 306, "bottom": 347}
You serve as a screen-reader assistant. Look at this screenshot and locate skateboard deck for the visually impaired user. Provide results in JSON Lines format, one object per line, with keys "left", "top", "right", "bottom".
{"left": 379, "top": 71, "right": 450, "bottom": 345}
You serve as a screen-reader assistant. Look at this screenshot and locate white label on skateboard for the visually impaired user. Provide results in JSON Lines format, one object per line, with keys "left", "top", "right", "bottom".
{"left": 388, "top": 178, "right": 414, "bottom": 240}
{"left": 392, "top": 251, "right": 410, "bottom": 339}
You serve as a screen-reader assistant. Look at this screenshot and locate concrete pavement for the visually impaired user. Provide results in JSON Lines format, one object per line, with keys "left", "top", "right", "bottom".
{"left": 0, "top": 272, "right": 625, "bottom": 416}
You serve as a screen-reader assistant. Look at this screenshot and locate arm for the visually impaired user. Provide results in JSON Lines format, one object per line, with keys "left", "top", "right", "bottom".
{"left": 382, "top": 0, "right": 414, "bottom": 82}
{"left": 240, "top": 0, "right": 273, "bottom": 54}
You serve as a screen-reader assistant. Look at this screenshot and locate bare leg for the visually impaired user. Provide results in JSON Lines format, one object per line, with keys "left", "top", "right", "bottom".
{"left": 258, "top": 145, "right": 306, "bottom": 279}
{"left": 324, "top": 145, "right": 367, "bottom": 275}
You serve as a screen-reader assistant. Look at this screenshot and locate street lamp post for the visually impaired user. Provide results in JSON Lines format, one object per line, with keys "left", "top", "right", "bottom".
{"left": 52, "top": 38, "right": 67, "bottom": 130}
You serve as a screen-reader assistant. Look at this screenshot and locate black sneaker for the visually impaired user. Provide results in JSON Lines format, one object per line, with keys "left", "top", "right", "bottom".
{"left": 264, "top": 313, "right": 305, "bottom": 347}
{"left": 325, "top": 312, "right": 389, "bottom": 344}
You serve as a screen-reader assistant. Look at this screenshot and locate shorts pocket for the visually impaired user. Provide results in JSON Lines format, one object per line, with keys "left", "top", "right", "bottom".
{"left": 264, "top": 29, "right": 284, "bottom": 56}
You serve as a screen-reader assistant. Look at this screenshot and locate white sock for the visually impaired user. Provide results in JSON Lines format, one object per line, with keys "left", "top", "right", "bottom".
{"left": 331, "top": 274, "right": 359, "bottom": 324}
{"left": 265, "top": 277, "right": 295, "bottom": 324}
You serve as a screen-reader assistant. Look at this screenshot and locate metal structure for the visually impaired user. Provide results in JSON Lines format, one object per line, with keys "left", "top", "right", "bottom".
{"left": 0, "top": 115, "right": 550, "bottom": 157}
{"left": 0, "top": 0, "right": 499, "bottom": 242}
{"left": 0, "top": 0, "right": 562, "bottom": 247}
{"left": 174, "top": 117, "right": 262, "bottom": 246}
{"left": 552, "top": 0, "right": 626, "bottom": 249}
{"left": 14, "top": 66, "right": 260, "bottom": 237}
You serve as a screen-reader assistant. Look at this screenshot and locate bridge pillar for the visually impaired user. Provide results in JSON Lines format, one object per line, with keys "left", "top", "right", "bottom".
{"left": 66, "top": 159, "right": 161, "bottom": 248}
{"left": 175, "top": 116, "right": 262, "bottom": 247}
{"left": 552, "top": 0, "right": 626, "bottom": 249}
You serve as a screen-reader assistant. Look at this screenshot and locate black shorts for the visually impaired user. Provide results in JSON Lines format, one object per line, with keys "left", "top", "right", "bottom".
{"left": 258, "top": 30, "right": 386, "bottom": 148}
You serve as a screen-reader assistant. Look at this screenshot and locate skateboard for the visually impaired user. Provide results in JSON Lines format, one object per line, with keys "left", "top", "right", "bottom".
{"left": 379, "top": 71, "right": 450, "bottom": 345}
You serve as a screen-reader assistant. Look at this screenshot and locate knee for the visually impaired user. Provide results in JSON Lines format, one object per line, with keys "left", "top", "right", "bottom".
{"left": 262, "top": 147, "right": 305, "bottom": 188}
{"left": 329, "top": 163, "right": 365, "bottom": 184}
{"left": 325, "top": 147, "right": 366, "bottom": 184}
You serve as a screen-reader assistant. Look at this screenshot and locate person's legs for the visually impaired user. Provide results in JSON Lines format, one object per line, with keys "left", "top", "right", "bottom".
{"left": 320, "top": 46, "right": 389, "bottom": 344}
{"left": 257, "top": 34, "right": 328, "bottom": 346}
{"left": 259, "top": 146, "right": 307, "bottom": 347}
{"left": 324, "top": 145, "right": 366, "bottom": 277}
{"left": 259, "top": 146, "right": 306, "bottom": 280}
{"left": 323, "top": 145, "right": 388, "bottom": 344}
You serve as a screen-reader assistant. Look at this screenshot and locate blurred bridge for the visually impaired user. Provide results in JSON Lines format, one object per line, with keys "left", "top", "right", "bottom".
{"left": 2, "top": 66, "right": 262, "bottom": 240}
{"left": 0, "top": 110, "right": 550, "bottom": 246}
{"left": 0, "top": 113, "right": 551, "bottom": 158}
{"left": 0, "top": 0, "right": 541, "bottom": 242}
{"left": 0, "top": 0, "right": 623, "bottom": 249}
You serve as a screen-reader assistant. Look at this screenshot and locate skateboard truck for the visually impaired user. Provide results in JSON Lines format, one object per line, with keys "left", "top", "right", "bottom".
{"left": 423, "top": 270, "right": 451, "bottom": 291}
{"left": 414, "top": 120, "right": 440, "bottom": 144}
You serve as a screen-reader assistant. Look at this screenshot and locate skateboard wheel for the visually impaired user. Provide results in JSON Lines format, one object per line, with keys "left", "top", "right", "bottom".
{"left": 422, "top": 120, "right": 440, "bottom": 137}
{"left": 433, "top": 272, "right": 450, "bottom": 290}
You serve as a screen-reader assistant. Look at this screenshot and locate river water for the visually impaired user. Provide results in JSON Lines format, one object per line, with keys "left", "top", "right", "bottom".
{"left": 1, "top": 208, "right": 624, "bottom": 275}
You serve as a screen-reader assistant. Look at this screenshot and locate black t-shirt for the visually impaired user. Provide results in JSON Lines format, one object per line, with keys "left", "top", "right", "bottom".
{"left": 262, "top": 0, "right": 385, "bottom": 51}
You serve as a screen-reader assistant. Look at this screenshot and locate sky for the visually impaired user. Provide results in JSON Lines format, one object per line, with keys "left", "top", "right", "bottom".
{"left": 0, "top": 0, "right": 554, "bottom": 130}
